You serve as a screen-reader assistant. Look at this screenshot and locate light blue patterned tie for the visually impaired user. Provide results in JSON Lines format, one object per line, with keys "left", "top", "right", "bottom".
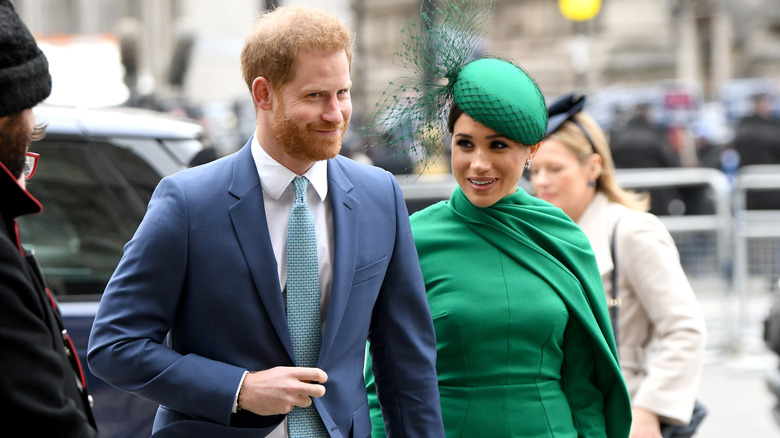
{"left": 286, "top": 176, "right": 328, "bottom": 437}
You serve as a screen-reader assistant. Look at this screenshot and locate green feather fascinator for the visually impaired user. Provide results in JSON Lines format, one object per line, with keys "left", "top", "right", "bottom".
{"left": 365, "top": 0, "right": 548, "bottom": 172}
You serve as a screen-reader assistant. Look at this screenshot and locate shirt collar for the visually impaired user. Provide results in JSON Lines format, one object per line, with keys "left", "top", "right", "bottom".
{"left": 251, "top": 135, "right": 329, "bottom": 201}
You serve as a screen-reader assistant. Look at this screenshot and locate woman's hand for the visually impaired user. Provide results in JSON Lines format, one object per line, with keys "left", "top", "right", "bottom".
{"left": 629, "top": 407, "right": 663, "bottom": 438}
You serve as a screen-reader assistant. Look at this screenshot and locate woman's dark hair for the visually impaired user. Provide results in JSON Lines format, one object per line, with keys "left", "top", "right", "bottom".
{"left": 447, "top": 101, "right": 464, "bottom": 134}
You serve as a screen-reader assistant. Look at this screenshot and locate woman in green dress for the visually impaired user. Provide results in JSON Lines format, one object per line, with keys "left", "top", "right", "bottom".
{"left": 365, "top": 57, "right": 631, "bottom": 437}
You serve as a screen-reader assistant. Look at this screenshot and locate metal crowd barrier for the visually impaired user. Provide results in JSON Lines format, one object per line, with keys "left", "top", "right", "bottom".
{"left": 615, "top": 168, "right": 733, "bottom": 277}
{"left": 616, "top": 168, "right": 736, "bottom": 352}
{"left": 734, "top": 165, "right": 780, "bottom": 353}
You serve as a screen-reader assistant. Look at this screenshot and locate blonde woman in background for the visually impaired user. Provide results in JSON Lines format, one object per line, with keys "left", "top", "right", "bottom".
{"left": 529, "top": 94, "right": 707, "bottom": 438}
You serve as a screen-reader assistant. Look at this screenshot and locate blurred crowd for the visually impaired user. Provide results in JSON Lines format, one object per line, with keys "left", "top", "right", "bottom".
{"left": 122, "top": 78, "right": 780, "bottom": 217}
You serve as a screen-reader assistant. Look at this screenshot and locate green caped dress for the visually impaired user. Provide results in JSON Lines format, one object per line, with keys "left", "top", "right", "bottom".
{"left": 366, "top": 187, "right": 631, "bottom": 437}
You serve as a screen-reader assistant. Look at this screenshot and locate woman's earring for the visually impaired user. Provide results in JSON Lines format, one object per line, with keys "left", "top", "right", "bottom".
{"left": 588, "top": 179, "right": 597, "bottom": 188}
{"left": 524, "top": 158, "right": 532, "bottom": 170}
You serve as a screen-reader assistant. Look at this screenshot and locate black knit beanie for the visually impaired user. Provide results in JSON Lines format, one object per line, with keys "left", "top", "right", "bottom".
{"left": 0, "top": 0, "right": 51, "bottom": 118}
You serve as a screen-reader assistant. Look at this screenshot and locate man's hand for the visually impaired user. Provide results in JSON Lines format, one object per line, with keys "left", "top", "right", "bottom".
{"left": 239, "top": 367, "right": 328, "bottom": 416}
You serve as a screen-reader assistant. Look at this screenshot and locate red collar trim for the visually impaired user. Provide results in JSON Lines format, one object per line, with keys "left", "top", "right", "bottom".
{"left": 0, "top": 162, "right": 43, "bottom": 217}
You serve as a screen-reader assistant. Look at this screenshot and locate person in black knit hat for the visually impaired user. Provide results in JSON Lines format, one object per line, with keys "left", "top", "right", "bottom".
{"left": 0, "top": 1, "right": 51, "bottom": 119}
{"left": 0, "top": 1, "right": 98, "bottom": 436}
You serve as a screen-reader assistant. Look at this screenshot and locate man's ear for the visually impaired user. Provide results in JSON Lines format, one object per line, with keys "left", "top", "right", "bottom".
{"left": 252, "top": 77, "right": 273, "bottom": 110}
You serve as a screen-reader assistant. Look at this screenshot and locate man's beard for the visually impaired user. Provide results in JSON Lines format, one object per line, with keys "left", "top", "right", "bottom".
{"left": 270, "top": 103, "right": 348, "bottom": 163}
{"left": 0, "top": 114, "right": 31, "bottom": 179}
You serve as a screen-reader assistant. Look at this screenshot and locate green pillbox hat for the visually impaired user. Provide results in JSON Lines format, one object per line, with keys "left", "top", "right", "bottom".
{"left": 453, "top": 58, "right": 548, "bottom": 145}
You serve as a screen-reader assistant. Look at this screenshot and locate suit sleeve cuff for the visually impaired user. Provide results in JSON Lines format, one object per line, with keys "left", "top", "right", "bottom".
{"left": 232, "top": 370, "right": 249, "bottom": 413}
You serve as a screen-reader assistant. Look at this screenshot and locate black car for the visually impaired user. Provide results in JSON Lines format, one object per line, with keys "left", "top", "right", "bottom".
{"left": 19, "top": 104, "right": 214, "bottom": 438}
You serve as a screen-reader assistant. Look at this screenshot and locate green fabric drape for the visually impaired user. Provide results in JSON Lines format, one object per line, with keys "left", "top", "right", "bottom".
{"left": 366, "top": 187, "right": 631, "bottom": 437}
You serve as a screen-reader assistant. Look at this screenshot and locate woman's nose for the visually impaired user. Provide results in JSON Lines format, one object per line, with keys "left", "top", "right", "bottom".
{"left": 470, "top": 149, "right": 491, "bottom": 171}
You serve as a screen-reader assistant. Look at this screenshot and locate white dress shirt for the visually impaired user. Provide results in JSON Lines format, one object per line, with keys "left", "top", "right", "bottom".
{"left": 250, "top": 136, "right": 334, "bottom": 318}
{"left": 237, "top": 136, "right": 334, "bottom": 437}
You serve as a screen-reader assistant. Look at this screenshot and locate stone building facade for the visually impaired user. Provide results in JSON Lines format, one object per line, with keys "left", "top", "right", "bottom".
{"left": 15, "top": 0, "right": 780, "bottom": 130}
{"left": 354, "top": 0, "right": 780, "bottom": 119}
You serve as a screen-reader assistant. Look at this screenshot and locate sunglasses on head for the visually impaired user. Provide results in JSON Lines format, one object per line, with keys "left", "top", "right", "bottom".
{"left": 545, "top": 93, "right": 597, "bottom": 153}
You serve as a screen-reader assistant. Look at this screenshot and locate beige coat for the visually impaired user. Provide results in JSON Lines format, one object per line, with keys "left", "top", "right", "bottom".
{"left": 578, "top": 193, "right": 707, "bottom": 425}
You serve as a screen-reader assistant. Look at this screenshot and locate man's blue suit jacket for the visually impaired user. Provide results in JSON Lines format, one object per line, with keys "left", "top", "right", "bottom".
{"left": 87, "top": 142, "right": 444, "bottom": 438}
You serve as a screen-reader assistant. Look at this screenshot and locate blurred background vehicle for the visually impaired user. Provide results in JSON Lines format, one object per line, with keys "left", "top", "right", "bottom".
{"left": 19, "top": 104, "right": 216, "bottom": 438}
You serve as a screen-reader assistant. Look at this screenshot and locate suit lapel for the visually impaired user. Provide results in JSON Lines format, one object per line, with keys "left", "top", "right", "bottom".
{"left": 228, "top": 143, "right": 294, "bottom": 359}
{"left": 320, "top": 158, "right": 359, "bottom": 361}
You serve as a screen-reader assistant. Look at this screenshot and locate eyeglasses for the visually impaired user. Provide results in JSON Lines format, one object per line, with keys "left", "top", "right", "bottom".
{"left": 24, "top": 152, "right": 39, "bottom": 180}
{"left": 545, "top": 93, "right": 597, "bottom": 153}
